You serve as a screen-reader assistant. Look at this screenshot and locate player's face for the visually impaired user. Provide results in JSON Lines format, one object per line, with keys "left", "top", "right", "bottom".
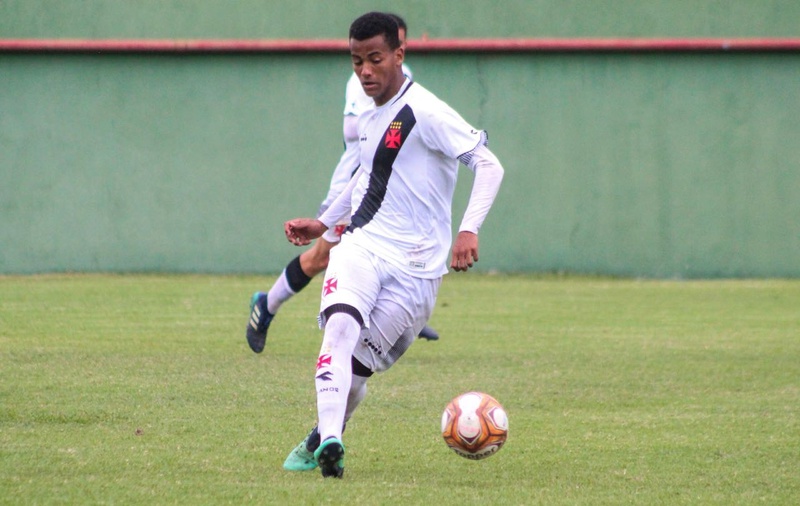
{"left": 350, "top": 34, "right": 405, "bottom": 107}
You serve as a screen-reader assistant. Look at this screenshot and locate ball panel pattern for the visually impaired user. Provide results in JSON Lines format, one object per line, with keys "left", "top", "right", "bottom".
{"left": 441, "top": 391, "right": 508, "bottom": 460}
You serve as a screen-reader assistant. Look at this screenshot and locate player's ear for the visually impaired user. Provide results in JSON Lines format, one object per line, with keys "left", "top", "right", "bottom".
{"left": 395, "top": 46, "right": 405, "bottom": 65}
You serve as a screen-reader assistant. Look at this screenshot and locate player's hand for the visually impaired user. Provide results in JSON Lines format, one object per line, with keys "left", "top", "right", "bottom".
{"left": 450, "top": 231, "right": 479, "bottom": 272}
{"left": 284, "top": 218, "right": 327, "bottom": 246}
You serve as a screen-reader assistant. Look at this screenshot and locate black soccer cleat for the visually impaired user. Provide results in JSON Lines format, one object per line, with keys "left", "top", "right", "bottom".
{"left": 314, "top": 437, "right": 345, "bottom": 479}
{"left": 418, "top": 325, "right": 440, "bottom": 341}
{"left": 246, "top": 292, "right": 274, "bottom": 353}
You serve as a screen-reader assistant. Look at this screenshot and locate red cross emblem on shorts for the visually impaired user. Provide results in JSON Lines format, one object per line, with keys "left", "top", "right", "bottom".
{"left": 323, "top": 277, "right": 337, "bottom": 296}
{"left": 316, "top": 354, "right": 332, "bottom": 370}
{"left": 333, "top": 224, "right": 347, "bottom": 237}
{"left": 385, "top": 128, "right": 401, "bottom": 149}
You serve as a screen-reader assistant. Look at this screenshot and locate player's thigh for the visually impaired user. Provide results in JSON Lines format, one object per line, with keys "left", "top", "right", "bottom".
{"left": 354, "top": 322, "right": 416, "bottom": 373}
{"left": 319, "top": 240, "right": 380, "bottom": 326}
{"left": 379, "top": 268, "right": 440, "bottom": 336}
{"left": 354, "top": 270, "right": 440, "bottom": 372}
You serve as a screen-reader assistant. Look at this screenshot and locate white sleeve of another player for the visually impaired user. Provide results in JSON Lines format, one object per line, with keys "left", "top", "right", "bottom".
{"left": 318, "top": 114, "right": 361, "bottom": 216}
{"left": 344, "top": 73, "right": 372, "bottom": 117}
{"left": 318, "top": 74, "right": 371, "bottom": 216}
{"left": 458, "top": 144, "right": 504, "bottom": 234}
{"left": 318, "top": 166, "right": 365, "bottom": 229}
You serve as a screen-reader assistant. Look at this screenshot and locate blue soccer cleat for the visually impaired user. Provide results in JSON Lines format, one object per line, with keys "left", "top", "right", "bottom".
{"left": 246, "top": 292, "right": 274, "bottom": 353}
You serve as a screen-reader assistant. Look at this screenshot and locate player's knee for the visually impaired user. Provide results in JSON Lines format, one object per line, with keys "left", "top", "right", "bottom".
{"left": 324, "top": 310, "right": 362, "bottom": 345}
{"left": 322, "top": 305, "right": 362, "bottom": 346}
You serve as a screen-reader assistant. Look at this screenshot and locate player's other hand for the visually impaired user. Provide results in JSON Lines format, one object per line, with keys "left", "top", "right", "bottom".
{"left": 451, "top": 231, "right": 479, "bottom": 272}
{"left": 284, "top": 218, "right": 327, "bottom": 246}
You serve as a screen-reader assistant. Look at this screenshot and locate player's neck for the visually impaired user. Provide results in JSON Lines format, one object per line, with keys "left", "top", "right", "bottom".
{"left": 373, "top": 75, "right": 409, "bottom": 107}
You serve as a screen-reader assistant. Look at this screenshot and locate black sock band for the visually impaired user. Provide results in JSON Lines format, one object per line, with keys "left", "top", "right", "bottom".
{"left": 351, "top": 356, "right": 374, "bottom": 378}
{"left": 285, "top": 255, "right": 312, "bottom": 293}
{"left": 322, "top": 303, "right": 364, "bottom": 328}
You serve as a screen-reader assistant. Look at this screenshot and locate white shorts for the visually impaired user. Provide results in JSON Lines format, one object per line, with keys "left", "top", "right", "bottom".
{"left": 318, "top": 238, "right": 440, "bottom": 373}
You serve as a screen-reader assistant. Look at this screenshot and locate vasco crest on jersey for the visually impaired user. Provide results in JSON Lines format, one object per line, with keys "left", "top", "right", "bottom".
{"left": 384, "top": 121, "right": 403, "bottom": 149}
{"left": 322, "top": 275, "right": 338, "bottom": 297}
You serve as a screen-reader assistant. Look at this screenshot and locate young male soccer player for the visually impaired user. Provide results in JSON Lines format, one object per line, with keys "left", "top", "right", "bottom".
{"left": 281, "top": 12, "right": 505, "bottom": 478}
{"left": 245, "top": 14, "right": 439, "bottom": 355}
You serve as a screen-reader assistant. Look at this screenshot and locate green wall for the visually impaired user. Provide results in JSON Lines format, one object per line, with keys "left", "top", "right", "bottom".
{"left": 2, "top": 0, "right": 800, "bottom": 38}
{"left": 1, "top": 53, "right": 346, "bottom": 274}
{"left": 2, "top": 1, "right": 799, "bottom": 277}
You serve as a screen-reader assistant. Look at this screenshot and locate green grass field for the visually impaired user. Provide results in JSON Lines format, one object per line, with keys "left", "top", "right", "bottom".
{"left": 1, "top": 274, "right": 798, "bottom": 505}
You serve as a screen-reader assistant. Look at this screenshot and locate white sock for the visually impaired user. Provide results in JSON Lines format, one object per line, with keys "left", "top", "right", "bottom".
{"left": 316, "top": 313, "right": 360, "bottom": 442}
{"left": 266, "top": 270, "right": 295, "bottom": 314}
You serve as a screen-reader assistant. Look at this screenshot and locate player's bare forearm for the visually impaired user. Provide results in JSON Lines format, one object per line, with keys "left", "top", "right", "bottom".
{"left": 284, "top": 218, "right": 328, "bottom": 246}
{"left": 450, "top": 231, "right": 479, "bottom": 272}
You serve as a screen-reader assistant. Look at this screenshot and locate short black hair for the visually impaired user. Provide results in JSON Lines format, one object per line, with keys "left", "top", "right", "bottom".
{"left": 386, "top": 13, "right": 408, "bottom": 34}
{"left": 349, "top": 11, "right": 401, "bottom": 49}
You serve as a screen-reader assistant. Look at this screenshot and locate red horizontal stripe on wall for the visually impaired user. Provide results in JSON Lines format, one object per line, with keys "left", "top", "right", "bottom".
{"left": 1, "top": 38, "right": 800, "bottom": 53}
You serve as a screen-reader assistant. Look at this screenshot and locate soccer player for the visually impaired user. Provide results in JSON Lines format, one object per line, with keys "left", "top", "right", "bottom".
{"left": 246, "top": 14, "right": 439, "bottom": 355}
{"left": 281, "top": 12, "right": 505, "bottom": 478}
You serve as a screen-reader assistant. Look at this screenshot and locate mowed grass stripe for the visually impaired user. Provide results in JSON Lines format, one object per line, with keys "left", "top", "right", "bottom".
{"left": 1, "top": 274, "right": 798, "bottom": 505}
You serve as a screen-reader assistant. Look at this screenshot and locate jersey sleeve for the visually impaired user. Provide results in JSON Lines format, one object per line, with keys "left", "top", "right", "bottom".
{"left": 418, "top": 100, "right": 485, "bottom": 161}
{"left": 458, "top": 144, "right": 504, "bottom": 234}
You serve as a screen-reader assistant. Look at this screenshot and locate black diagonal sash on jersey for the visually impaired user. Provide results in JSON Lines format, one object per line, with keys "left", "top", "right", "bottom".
{"left": 347, "top": 104, "right": 417, "bottom": 232}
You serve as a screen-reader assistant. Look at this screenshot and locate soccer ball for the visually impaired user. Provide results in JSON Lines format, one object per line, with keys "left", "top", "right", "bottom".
{"left": 441, "top": 391, "right": 508, "bottom": 460}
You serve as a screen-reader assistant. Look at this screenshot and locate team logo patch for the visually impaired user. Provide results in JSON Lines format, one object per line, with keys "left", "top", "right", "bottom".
{"left": 385, "top": 121, "right": 403, "bottom": 148}
{"left": 316, "top": 354, "right": 332, "bottom": 369}
{"left": 333, "top": 224, "right": 347, "bottom": 237}
{"left": 323, "top": 276, "right": 338, "bottom": 296}
{"left": 316, "top": 371, "right": 334, "bottom": 382}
